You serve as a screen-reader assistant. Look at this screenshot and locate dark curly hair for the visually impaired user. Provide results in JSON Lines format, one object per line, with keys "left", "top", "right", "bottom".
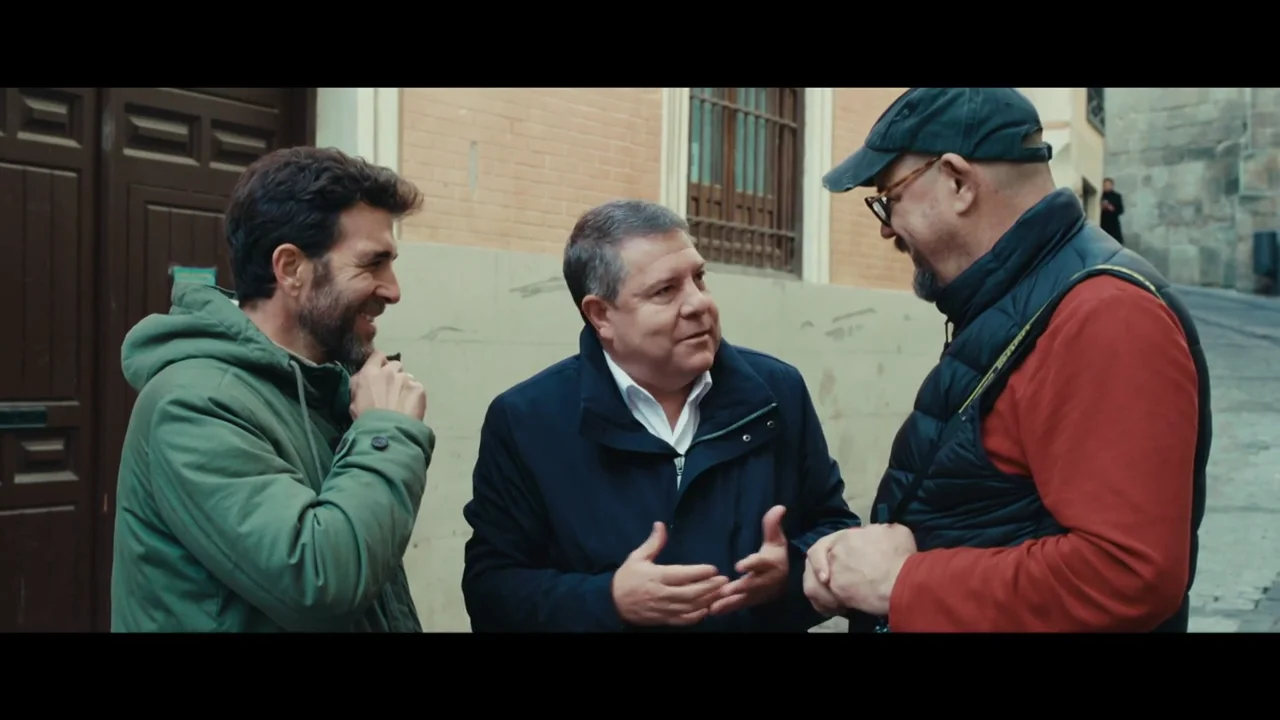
{"left": 225, "top": 146, "right": 424, "bottom": 303}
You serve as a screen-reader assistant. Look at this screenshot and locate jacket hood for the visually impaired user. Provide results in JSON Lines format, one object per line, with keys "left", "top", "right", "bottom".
{"left": 122, "top": 283, "right": 288, "bottom": 389}
{"left": 121, "top": 283, "right": 350, "bottom": 406}
{"left": 122, "top": 282, "right": 357, "bottom": 483}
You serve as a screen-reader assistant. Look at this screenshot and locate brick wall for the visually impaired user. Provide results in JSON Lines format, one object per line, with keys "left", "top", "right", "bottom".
{"left": 829, "top": 88, "right": 913, "bottom": 290}
{"left": 399, "top": 88, "right": 663, "bottom": 255}
{"left": 399, "top": 87, "right": 915, "bottom": 291}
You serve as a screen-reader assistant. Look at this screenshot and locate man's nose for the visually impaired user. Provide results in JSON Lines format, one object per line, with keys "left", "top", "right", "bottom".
{"left": 380, "top": 273, "right": 402, "bottom": 305}
{"left": 682, "top": 288, "right": 711, "bottom": 315}
{"left": 880, "top": 222, "right": 896, "bottom": 240}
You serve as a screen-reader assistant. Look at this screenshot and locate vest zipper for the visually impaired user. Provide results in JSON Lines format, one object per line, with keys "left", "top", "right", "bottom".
{"left": 674, "top": 455, "right": 685, "bottom": 487}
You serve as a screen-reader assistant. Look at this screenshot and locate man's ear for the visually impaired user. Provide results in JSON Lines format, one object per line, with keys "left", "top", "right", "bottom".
{"left": 581, "top": 295, "right": 614, "bottom": 340}
{"left": 939, "top": 152, "right": 977, "bottom": 214}
{"left": 271, "top": 243, "right": 308, "bottom": 297}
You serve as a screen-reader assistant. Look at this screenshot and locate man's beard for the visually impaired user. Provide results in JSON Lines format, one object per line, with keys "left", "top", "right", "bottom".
{"left": 298, "top": 262, "right": 375, "bottom": 373}
{"left": 897, "top": 236, "right": 944, "bottom": 303}
{"left": 913, "top": 266, "right": 943, "bottom": 303}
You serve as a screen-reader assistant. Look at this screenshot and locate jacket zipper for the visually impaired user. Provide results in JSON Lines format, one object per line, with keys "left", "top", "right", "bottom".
{"left": 669, "top": 403, "right": 777, "bottom": 530}
{"left": 673, "top": 402, "right": 777, "bottom": 495}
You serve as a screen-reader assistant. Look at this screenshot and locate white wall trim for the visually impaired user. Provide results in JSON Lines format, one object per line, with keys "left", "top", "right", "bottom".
{"left": 314, "top": 87, "right": 404, "bottom": 235}
{"left": 801, "top": 87, "right": 834, "bottom": 284}
{"left": 315, "top": 87, "right": 401, "bottom": 170}
{"left": 373, "top": 88, "right": 401, "bottom": 173}
{"left": 659, "top": 88, "right": 691, "bottom": 218}
{"left": 658, "top": 87, "right": 833, "bottom": 284}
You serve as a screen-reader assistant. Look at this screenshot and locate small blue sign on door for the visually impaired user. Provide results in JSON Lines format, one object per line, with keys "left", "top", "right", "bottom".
{"left": 170, "top": 265, "right": 218, "bottom": 286}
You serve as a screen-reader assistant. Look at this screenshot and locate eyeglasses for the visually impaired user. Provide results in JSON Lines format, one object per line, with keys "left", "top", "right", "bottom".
{"left": 864, "top": 156, "right": 941, "bottom": 227}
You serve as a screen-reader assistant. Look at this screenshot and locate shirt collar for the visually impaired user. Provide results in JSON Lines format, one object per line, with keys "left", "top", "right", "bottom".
{"left": 602, "top": 350, "right": 713, "bottom": 408}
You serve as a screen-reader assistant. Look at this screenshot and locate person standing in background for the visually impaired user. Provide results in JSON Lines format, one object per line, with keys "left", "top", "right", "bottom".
{"left": 1101, "top": 177, "right": 1125, "bottom": 244}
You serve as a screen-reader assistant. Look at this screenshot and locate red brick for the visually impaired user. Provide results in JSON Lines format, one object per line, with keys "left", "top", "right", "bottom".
{"left": 830, "top": 88, "right": 914, "bottom": 291}
{"left": 401, "top": 88, "right": 663, "bottom": 256}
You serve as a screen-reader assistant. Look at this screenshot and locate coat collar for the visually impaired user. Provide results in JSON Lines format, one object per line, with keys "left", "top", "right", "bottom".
{"left": 934, "top": 187, "right": 1087, "bottom": 333}
{"left": 576, "top": 325, "right": 777, "bottom": 453}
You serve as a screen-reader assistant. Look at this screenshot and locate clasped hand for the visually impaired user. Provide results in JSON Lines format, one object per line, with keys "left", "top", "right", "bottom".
{"left": 611, "top": 505, "right": 790, "bottom": 627}
{"left": 802, "top": 523, "right": 918, "bottom": 619}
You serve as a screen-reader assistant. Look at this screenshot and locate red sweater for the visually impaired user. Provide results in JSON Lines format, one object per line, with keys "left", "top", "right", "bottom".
{"left": 888, "top": 275, "right": 1200, "bottom": 632}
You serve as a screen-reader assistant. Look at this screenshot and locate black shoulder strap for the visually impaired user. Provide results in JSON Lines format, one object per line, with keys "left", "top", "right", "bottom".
{"left": 879, "top": 263, "right": 1164, "bottom": 526}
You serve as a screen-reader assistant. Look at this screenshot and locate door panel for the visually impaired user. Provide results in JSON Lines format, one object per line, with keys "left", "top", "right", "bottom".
{"left": 128, "top": 186, "right": 235, "bottom": 318}
{"left": 0, "top": 87, "right": 98, "bottom": 632}
{"left": 95, "top": 87, "right": 302, "bottom": 629}
{"left": 0, "top": 86, "right": 308, "bottom": 631}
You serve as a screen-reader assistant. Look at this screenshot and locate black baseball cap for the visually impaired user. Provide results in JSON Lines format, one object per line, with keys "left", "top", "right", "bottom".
{"left": 822, "top": 87, "right": 1053, "bottom": 193}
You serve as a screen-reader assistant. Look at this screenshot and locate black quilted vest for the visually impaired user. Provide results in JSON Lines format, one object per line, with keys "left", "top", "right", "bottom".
{"left": 864, "top": 188, "right": 1212, "bottom": 633}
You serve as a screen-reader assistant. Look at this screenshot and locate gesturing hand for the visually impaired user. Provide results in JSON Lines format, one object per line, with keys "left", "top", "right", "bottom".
{"left": 612, "top": 522, "right": 729, "bottom": 627}
{"left": 709, "top": 505, "right": 790, "bottom": 616}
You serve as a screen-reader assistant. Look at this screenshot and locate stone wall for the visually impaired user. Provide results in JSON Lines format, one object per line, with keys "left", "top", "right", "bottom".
{"left": 1103, "top": 88, "right": 1280, "bottom": 292}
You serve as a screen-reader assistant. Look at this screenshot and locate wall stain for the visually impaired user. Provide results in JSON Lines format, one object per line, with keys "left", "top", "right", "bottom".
{"left": 419, "top": 326, "right": 466, "bottom": 341}
{"left": 817, "top": 367, "right": 837, "bottom": 407}
{"left": 825, "top": 307, "right": 874, "bottom": 341}
{"left": 832, "top": 308, "right": 875, "bottom": 323}
{"left": 825, "top": 324, "right": 864, "bottom": 341}
{"left": 509, "top": 276, "right": 564, "bottom": 299}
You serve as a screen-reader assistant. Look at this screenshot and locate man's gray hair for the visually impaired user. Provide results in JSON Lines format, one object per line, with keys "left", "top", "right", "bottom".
{"left": 562, "top": 199, "right": 690, "bottom": 316}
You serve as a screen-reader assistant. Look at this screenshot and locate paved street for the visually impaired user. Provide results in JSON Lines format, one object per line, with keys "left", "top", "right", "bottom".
{"left": 1176, "top": 284, "right": 1280, "bottom": 632}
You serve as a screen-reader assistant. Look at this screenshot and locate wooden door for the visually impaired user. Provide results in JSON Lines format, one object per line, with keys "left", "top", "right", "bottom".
{"left": 0, "top": 88, "right": 100, "bottom": 632}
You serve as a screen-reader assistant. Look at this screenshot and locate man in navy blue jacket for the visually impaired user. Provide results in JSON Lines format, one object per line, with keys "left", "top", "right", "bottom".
{"left": 461, "top": 199, "right": 862, "bottom": 632}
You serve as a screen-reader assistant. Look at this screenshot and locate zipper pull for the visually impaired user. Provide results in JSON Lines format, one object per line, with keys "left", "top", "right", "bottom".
{"left": 943, "top": 320, "right": 954, "bottom": 353}
{"left": 674, "top": 456, "right": 685, "bottom": 488}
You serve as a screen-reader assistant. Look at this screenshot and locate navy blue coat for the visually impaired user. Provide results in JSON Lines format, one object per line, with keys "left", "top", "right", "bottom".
{"left": 462, "top": 326, "right": 862, "bottom": 632}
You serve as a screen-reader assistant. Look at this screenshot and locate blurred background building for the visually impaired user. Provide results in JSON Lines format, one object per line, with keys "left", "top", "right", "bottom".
{"left": 1103, "top": 88, "right": 1280, "bottom": 294}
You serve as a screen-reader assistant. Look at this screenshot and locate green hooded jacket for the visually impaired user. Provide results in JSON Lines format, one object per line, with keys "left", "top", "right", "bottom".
{"left": 111, "top": 283, "right": 435, "bottom": 632}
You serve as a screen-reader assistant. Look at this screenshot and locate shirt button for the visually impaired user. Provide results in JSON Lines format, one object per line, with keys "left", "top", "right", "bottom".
{"left": 371, "top": 435, "right": 390, "bottom": 450}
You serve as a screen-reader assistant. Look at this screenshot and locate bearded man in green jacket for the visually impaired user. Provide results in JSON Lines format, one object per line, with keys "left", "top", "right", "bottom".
{"left": 110, "top": 146, "right": 435, "bottom": 632}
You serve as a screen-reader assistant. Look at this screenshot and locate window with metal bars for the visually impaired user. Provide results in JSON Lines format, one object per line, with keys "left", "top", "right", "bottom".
{"left": 686, "top": 88, "right": 804, "bottom": 275}
{"left": 1087, "top": 87, "right": 1105, "bottom": 135}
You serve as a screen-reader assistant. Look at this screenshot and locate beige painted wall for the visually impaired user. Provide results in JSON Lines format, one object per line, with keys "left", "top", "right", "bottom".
{"left": 1071, "top": 88, "right": 1106, "bottom": 221}
{"left": 317, "top": 88, "right": 941, "bottom": 631}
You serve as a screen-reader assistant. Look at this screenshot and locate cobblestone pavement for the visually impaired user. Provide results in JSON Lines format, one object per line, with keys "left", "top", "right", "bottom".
{"left": 809, "top": 283, "right": 1280, "bottom": 634}
{"left": 1175, "top": 284, "right": 1280, "bottom": 633}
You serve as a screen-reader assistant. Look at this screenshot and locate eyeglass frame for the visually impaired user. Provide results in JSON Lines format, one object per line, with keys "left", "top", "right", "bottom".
{"left": 864, "top": 156, "right": 941, "bottom": 227}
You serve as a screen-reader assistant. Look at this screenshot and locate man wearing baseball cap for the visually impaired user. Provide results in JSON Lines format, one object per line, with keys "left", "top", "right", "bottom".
{"left": 800, "top": 88, "right": 1212, "bottom": 633}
